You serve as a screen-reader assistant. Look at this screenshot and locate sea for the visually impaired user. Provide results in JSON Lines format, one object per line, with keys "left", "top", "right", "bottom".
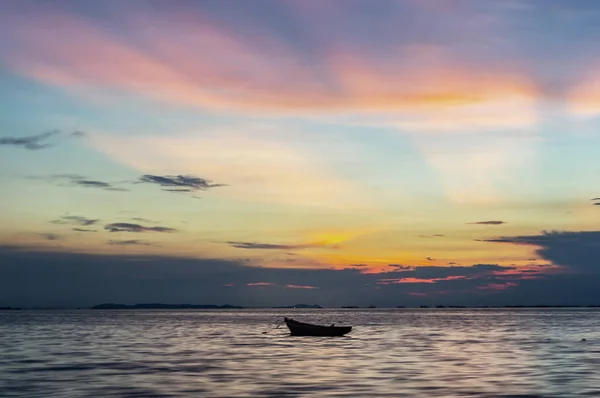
{"left": 1, "top": 308, "right": 599, "bottom": 397}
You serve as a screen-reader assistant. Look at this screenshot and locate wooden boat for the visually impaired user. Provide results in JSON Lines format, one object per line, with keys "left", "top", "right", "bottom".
{"left": 284, "top": 317, "right": 352, "bottom": 337}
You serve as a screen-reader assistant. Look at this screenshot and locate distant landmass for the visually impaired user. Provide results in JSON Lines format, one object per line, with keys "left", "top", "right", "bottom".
{"left": 273, "top": 304, "right": 322, "bottom": 309}
{"left": 91, "top": 303, "right": 244, "bottom": 309}
{"left": 7, "top": 303, "right": 599, "bottom": 310}
{"left": 91, "top": 303, "right": 325, "bottom": 310}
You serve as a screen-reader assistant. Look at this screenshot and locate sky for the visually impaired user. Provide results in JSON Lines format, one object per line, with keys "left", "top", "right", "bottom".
{"left": 2, "top": 0, "right": 600, "bottom": 307}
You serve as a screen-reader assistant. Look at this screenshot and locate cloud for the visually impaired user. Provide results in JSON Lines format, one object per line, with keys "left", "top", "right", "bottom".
{"left": 0, "top": 2, "right": 543, "bottom": 133}
{"left": 0, "top": 129, "right": 86, "bottom": 150}
{"left": 131, "top": 217, "right": 159, "bottom": 223}
{"left": 0, "top": 130, "right": 60, "bottom": 150}
{"left": 104, "top": 223, "right": 177, "bottom": 233}
{"left": 35, "top": 175, "right": 129, "bottom": 191}
{"left": 0, "top": 245, "right": 593, "bottom": 308}
{"left": 38, "top": 233, "right": 61, "bottom": 241}
{"left": 285, "top": 284, "right": 318, "bottom": 289}
{"left": 108, "top": 240, "right": 155, "bottom": 246}
{"left": 51, "top": 215, "right": 98, "bottom": 226}
{"left": 388, "top": 265, "right": 415, "bottom": 271}
{"left": 481, "top": 230, "right": 600, "bottom": 274}
{"left": 139, "top": 174, "right": 226, "bottom": 194}
{"left": 227, "top": 241, "right": 333, "bottom": 250}
{"left": 378, "top": 276, "right": 467, "bottom": 285}
{"left": 469, "top": 220, "right": 506, "bottom": 225}
{"left": 72, "top": 228, "right": 97, "bottom": 233}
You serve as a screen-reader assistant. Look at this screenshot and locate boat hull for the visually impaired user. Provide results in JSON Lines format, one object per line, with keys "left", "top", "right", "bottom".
{"left": 284, "top": 318, "right": 352, "bottom": 337}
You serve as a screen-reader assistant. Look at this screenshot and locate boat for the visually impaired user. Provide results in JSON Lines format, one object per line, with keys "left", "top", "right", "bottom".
{"left": 284, "top": 317, "right": 352, "bottom": 336}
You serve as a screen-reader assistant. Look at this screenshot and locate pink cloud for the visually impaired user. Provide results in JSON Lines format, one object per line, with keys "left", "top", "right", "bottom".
{"left": 377, "top": 275, "right": 467, "bottom": 284}
{"left": 246, "top": 282, "right": 273, "bottom": 287}
{"left": 477, "top": 282, "right": 518, "bottom": 291}
{"left": 0, "top": 4, "right": 539, "bottom": 124}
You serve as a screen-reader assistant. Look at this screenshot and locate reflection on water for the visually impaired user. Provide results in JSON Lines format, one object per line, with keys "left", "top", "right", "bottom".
{"left": 1, "top": 309, "right": 600, "bottom": 397}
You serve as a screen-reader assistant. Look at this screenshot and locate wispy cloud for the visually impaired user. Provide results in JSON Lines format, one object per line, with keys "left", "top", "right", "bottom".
{"left": 388, "top": 264, "right": 414, "bottom": 271}
{"left": 38, "top": 233, "right": 61, "bottom": 241}
{"left": 0, "top": 130, "right": 59, "bottom": 150}
{"left": 72, "top": 228, "right": 97, "bottom": 233}
{"left": 51, "top": 215, "right": 98, "bottom": 226}
{"left": 0, "top": 130, "right": 85, "bottom": 150}
{"left": 131, "top": 217, "right": 159, "bottom": 223}
{"left": 285, "top": 284, "right": 318, "bottom": 289}
{"left": 139, "top": 174, "right": 226, "bottom": 192}
{"left": 104, "top": 223, "right": 176, "bottom": 233}
{"left": 108, "top": 239, "right": 156, "bottom": 246}
{"left": 377, "top": 276, "right": 467, "bottom": 285}
{"left": 0, "top": 5, "right": 538, "bottom": 125}
{"left": 227, "top": 241, "right": 333, "bottom": 250}
{"left": 34, "top": 174, "right": 129, "bottom": 191}
{"left": 469, "top": 220, "right": 506, "bottom": 225}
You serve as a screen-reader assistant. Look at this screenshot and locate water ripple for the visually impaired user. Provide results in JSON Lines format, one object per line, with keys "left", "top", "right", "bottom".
{"left": 1, "top": 308, "right": 599, "bottom": 397}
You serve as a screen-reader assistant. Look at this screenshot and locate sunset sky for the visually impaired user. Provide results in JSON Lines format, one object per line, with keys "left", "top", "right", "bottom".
{"left": 2, "top": 0, "right": 600, "bottom": 307}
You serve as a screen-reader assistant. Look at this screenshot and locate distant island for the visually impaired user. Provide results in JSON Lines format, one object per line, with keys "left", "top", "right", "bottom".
{"left": 91, "top": 303, "right": 243, "bottom": 309}
{"left": 91, "top": 303, "right": 327, "bottom": 309}
{"left": 6, "top": 303, "right": 599, "bottom": 310}
{"left": 272, "top": 304, "right": 322, "bottom": 309}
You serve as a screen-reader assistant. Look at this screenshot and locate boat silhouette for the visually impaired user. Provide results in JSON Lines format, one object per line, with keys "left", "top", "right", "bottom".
{"left": 284, "top": 317, "right": 352, "bottom": 337}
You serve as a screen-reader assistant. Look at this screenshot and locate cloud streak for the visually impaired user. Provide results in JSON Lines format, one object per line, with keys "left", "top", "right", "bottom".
{"left": 72, "top": 228, "right": 97, "bottom": 233}
{"left": 35, "top": 175, "right": 129, "bottom": 191}
{"left": 0, "top": 131, "right": 59, "bottom": 150}
{"left": 104, "top": 223, "right": 176, "bottom": 233}
{"left": 0, "top": 2, "right": 547, "bottom": 129}
{"left": 227, "top": 241, "right": 334, "bottom": 250}
{"left": 38, "top": 233, "right": 61, "bottom": 241}
{"left": 0, "top": 130, "right": 85, "bottom": 150}
{"left": 51, "top": 215, "right": 98, "bottom": 226}
{"left": 108, "top": 239, "right": 155, "bottom": 246}
{"left": 139, "top": 174, "right": 225, "bottom": 191}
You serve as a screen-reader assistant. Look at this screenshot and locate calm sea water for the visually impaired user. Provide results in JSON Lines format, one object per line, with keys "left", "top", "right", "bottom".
{"left": 1, "top": 308, "right": 599, "bottom": 397}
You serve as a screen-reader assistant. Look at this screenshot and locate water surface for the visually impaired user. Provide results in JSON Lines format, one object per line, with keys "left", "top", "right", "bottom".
{"left": 1, "top": 308, "right": 599, "bottom": 397}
